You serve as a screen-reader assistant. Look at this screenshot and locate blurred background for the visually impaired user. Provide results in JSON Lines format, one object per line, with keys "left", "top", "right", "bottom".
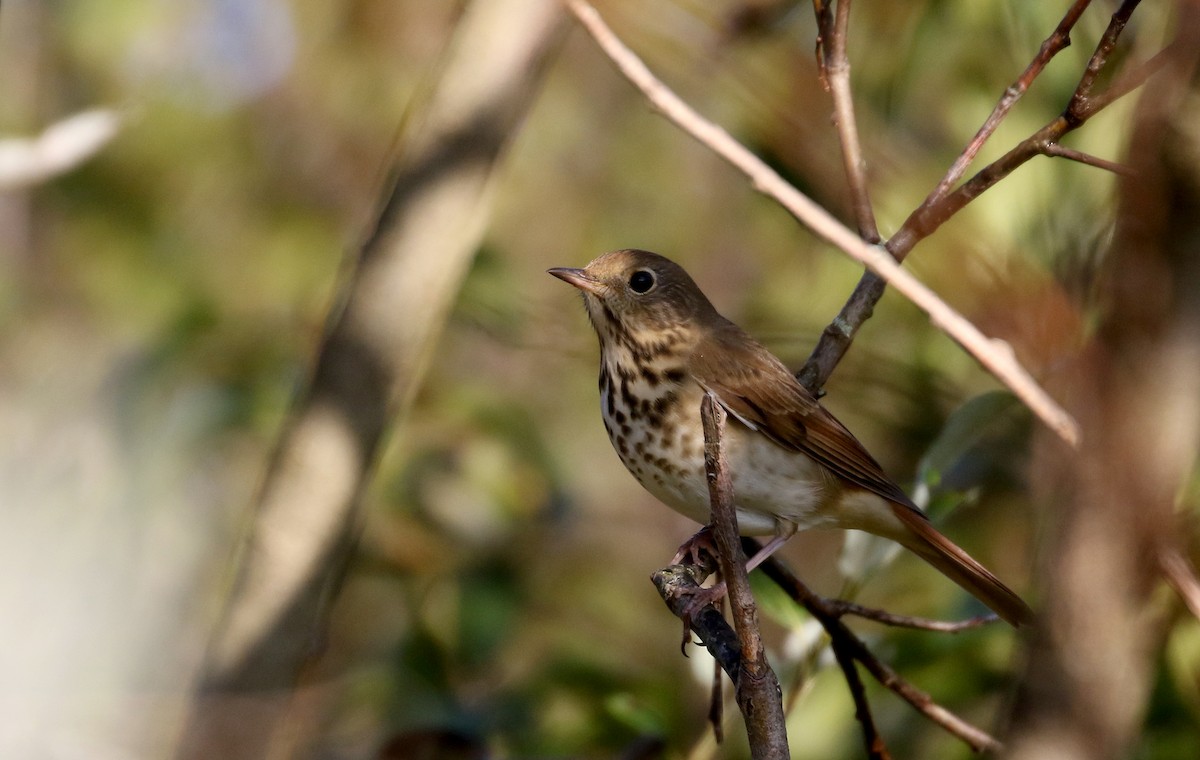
{"left": 1, "top": 1, "right": 1195, "bottom": 758}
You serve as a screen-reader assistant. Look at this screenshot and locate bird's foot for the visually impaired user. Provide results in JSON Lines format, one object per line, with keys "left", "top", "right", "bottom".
{"left": 672, "top": 525, "right": 718, "bottom": 568}
{"left": 682, "top": 580, "right": 727, "bottom": 617}
{"left": 668, "top": 579, "right": 728, "bottom": 654}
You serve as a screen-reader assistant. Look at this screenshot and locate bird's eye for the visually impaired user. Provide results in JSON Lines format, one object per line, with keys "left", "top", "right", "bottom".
{"left": 628, "top": 269, "right": 656, "bottom": 294}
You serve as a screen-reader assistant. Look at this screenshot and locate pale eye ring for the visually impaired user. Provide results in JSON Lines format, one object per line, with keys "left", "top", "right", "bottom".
{"left": 628, "top": 269, "right": 656, "bottom": 294}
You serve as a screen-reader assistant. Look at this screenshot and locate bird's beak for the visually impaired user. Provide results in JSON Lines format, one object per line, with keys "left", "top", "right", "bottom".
{"left": 547, "top": 267, "right": 604, "bottom": 295}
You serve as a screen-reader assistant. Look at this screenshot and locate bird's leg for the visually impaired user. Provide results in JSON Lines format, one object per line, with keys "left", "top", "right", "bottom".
{"left": 743, "top": 534, "right": 790, "bottom": 574}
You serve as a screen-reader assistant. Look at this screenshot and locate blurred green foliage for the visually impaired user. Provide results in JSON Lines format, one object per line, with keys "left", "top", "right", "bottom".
{"left": 2, "top": 1, "right": 1196, "bottom": 758}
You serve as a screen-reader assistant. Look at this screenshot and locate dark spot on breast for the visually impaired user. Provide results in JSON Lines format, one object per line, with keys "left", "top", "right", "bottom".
{"left": 614, "top": 409, "right": 627, "bottom": 425}
{"left": 645, "top": 396, "right": 659, "bottom": 417}
{"left": 620, "top": 423, "right": 632, "bottom": 437}
{"left": 640, "top": 366, "right": 660, "bottom": 386}
{"left": 653, "top": 392, "right": 676, "bottom": 417}
{"left": 620, "top": 381, "right": 637, "bottom": 411}
{"left": 664, "top": 367, "right": 686, "bottom": 384}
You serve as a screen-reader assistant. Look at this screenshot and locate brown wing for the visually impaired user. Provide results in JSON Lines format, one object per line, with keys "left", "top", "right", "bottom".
{"left": 690, "top": 320, "right": 916, "bottom": 508}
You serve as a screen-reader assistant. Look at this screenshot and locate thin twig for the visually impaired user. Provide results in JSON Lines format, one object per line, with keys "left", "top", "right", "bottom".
{"left": 1067, "top": 0, "right": 1143, "bottom": 118}
{"left": 825, "top": 599, "right": 999, "bottom": 633}
{"left": 1074, "top": 36, "right": 1175, "bottom": 119}
{"left": 819, "top": 0, "right": 880, "bottom": 243}
{"left": 928, "top": 0, "right": 1094, "bottom": 203}
{"left": 812, "top": 0, "right": 833, "bottom": 84}
{"left": 1042, "top": 142, "right": 1134, "bottom": 175}
{"left": 828, "top": 637, "right": 891, "bottom": 760}
{"left": 565, "top": 0, "right": 1080, "bottom": 447}
{"left": 701, "top": 395, "right": 790, "bottom": 759}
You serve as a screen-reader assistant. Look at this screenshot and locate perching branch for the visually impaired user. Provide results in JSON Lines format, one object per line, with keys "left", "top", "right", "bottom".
{"left": 701, "top": 394, "right": 790, "bottom": 759}
{"left": 653, "top": 533, "right": 1004, "bottom": 756}
{"left": 565, "top": 0, "right": 1080, "bottom": 447}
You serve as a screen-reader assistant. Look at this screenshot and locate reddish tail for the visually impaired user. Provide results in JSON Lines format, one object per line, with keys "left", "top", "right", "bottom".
{"left": 889, "top": 503, "right": 1034, "bottom": 627}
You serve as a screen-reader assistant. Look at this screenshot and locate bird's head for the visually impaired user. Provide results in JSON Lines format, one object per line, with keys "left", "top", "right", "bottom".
{"left": 548, "top": 249, "right": 719, "bottom": 351}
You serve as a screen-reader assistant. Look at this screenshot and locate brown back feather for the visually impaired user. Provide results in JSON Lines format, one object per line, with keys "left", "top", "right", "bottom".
{"left": 690, "top": 320, "right": 916, "bottom": 508}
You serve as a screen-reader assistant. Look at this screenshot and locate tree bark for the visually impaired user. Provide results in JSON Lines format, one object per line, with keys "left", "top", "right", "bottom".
{"left": 174, "top": 3, "right": 565, "bottom": 758}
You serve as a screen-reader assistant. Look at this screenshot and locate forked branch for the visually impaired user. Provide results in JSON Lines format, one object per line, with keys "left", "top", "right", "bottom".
{"left": 805, "top": 0, "right": 1158, "bottom": 388}
{"left": 749, "top": 544, "right": 1004, "bottom": 754}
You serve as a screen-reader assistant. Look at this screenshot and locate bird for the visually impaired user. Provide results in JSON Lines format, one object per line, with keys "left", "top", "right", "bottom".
{"left": 548, "top": 249, "right": 1033, "bottom": 627}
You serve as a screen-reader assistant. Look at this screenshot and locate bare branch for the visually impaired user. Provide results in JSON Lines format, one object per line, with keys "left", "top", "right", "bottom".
{"left": 806, "top": 0, "right": 1158, "bottom": 397}
{"left": 748, "top": 543, "right": 1004, "bottom": 754}
{"left": 1074, "top": 39, "right": 1175, "bottom": 119}
{"left": 818, "top": 0, "right": 880, "bottom": 243}
{"left": 654, "top": 536, "right": 1005, "bottom": 753}
{"left": 1042, "top": 142, "right": 1134, "bottom": 175}
{"left": 701, "top": 395, "right": 790, "bottom": 759}
{"left": 1067, "top": 0, "right": 1143, "bottom": 116}
{"left": 565, "top": 0, "right": 1080, "bottom": 447}
{"left": 828, "top": 636, "right": 891, "bottom": 760}
{"left": 825, "top": 599, "right": 999, "bottom": 633}
{"left": 928, "top": 0, "right": 1094, "bottom": 204}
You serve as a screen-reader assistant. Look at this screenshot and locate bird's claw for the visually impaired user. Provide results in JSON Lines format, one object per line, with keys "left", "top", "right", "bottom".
{"left": 672, "top": 525, "right": 718, "bottom": 567}
{"left": 670, "top": 580, "right": 728, "bottom": 655}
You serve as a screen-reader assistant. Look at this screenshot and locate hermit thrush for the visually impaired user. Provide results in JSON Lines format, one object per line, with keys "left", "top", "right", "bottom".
{"left": 549, "top": 249, "right": 1032, "bottom": 627}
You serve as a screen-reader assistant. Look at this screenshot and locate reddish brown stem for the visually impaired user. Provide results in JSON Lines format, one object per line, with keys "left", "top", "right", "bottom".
{"left": 929, "top": 0, "right": 1094, "bottom": 204}
{"left": 819, "top": 0, "right": 880, "bottom": 244}
{"left": 1043, "top": 142, "right": 1134, "bottom": 175}
{"left": 802, "top": 0, "right": 1154, "bottom": 392}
